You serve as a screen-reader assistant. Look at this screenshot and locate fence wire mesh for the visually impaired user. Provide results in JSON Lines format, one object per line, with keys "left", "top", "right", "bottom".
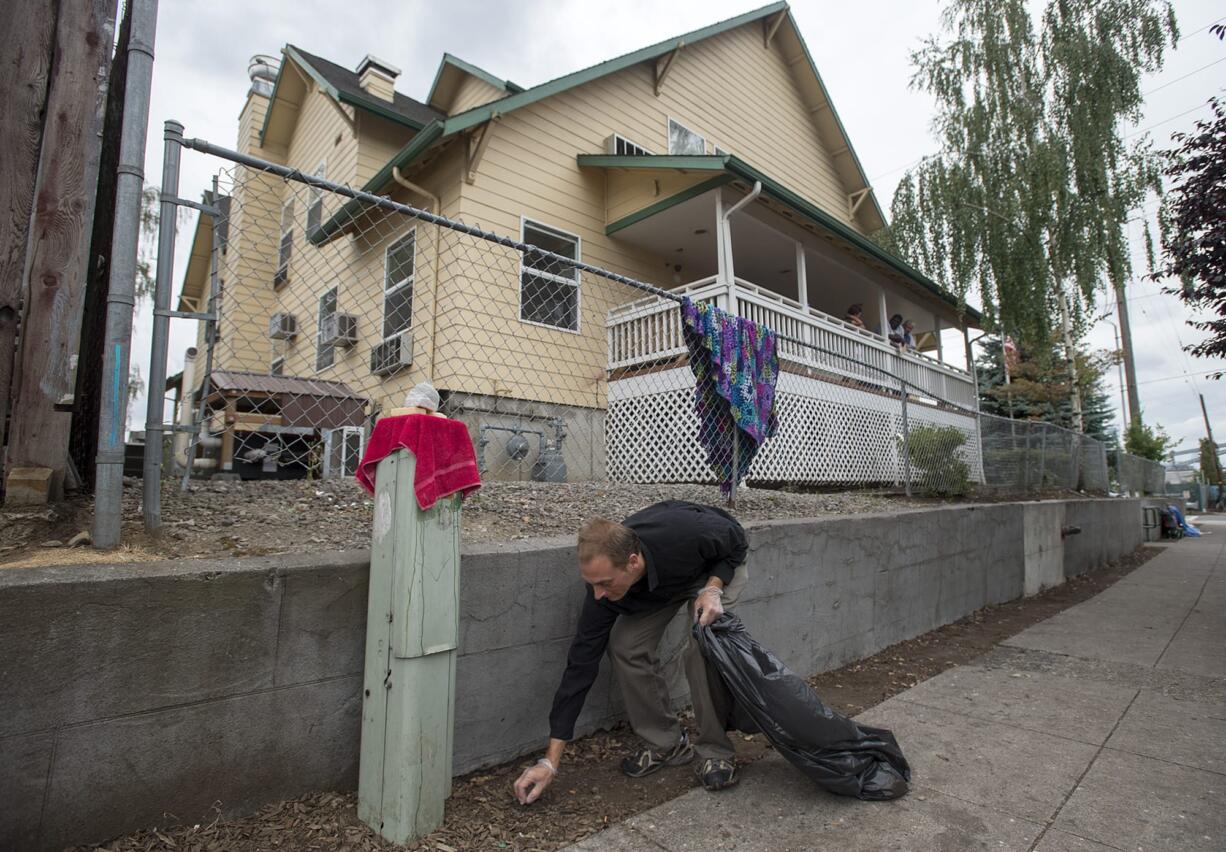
{"left": 150, "top": 140, "right": 1163, "bottom": 536}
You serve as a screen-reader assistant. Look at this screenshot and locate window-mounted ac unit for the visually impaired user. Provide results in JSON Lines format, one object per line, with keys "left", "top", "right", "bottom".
{"left": 321, "top": 313, "right": 358, "bottom": 347}
{"left": 370, "top": 331, "right": 412, "bottom": 376}
{"left": 268, "top": 312, "right": 297, "bottom": 340}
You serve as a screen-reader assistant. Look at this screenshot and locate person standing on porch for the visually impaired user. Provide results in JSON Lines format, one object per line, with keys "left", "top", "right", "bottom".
{"left": 513, "top": 500, "right": 750, "bottom": 804}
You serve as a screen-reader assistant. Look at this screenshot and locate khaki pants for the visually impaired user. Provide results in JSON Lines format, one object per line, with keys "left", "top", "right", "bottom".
{"left": 608, "top": 565, "right": 748, "bottom": 761}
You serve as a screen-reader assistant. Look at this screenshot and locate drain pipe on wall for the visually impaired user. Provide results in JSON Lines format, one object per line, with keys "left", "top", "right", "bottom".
{"left": 392, "top": 167, "right": 441, "bottom": 385}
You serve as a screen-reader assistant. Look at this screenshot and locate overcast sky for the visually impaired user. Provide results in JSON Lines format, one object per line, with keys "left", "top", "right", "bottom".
{"left": 137, "top": 0, "right": 1225, "bottom": 457}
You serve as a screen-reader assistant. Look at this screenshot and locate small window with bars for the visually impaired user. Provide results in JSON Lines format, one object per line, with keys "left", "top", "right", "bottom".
{"left": 520, "top": 219, "right": 580, "bottom": 332}
{"left": 609, "top": 134, "right": 651, "bottom": 157}
{"left": 275, "top": 198, "right": 294, "bottom": 287}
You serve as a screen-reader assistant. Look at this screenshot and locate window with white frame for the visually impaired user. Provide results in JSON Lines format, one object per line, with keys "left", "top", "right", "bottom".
{"left": 667, "top": 118, "right": 706, "bottom": 155}
{"left": 316, "top": 286, "right": 338, "bottom": 371}
{"left": 275, "top": 198, "right": 294, "bottom": 286}
{"left": 520, "top": 220, "right": 580, "bottom": 332}
{"left": 712, "top": 143, "right": 729, "bottom": 156}
{"left": 270, "top": 356, "right": 285, "bottom": 376}
{"left": 323, "top": 426, "right": 365, "bottom": 478}
{"left": 307, "top": 160, "right": 326, "bottom": 235}
{"left": 383, "top": 230, "right": 415, "bottom": 339}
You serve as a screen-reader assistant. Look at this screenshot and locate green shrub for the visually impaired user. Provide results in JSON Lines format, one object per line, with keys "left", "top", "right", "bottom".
{"left": 906, "top": 425, "right": 971, "bottom": 497}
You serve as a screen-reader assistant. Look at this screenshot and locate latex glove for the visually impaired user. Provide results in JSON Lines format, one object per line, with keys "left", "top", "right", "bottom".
{"left": 513, "top": 758, "right": 555, "bottom": 805}
{"left": 693, "top": 587, "right": 724, "bottom": 627}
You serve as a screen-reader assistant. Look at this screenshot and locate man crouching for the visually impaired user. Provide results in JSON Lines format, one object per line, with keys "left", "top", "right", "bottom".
{"left": 514, "top": 500, "right": 749, "bottom": 804}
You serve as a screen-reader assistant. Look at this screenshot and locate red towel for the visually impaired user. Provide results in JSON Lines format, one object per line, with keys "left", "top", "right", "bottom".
{"left": 355, "top": 414, "right": 482, "bottom": 510}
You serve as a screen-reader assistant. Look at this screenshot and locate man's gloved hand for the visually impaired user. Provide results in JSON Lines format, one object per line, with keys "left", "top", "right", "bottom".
{"left": 513, "top": 758, "right": 556, "bottom": 805}
{"left": 693, "top": 586, "right": 724, "bottom": 627}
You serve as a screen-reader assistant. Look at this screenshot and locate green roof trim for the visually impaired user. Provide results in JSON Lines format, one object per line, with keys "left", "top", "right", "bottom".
{"left": 606, "top": 173, "right": 735, "bottom": 235}
{"left": 427, "top": 53, "right": 523, "bottom": 108}
{"left": 584, "top": 154, "right": 979, "bottom": 322}
{"left": 336, "top": 89, "right": 428, "bottom": 131}
{"left": 307, "top": 120, "right": 446, "bottom": 246}
{"left": 577, "top": 154, "right": 730, "bottom": 172}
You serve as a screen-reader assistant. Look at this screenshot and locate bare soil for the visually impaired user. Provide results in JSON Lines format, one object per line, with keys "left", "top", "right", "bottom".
{"left": 70, "top": 546, "right": 1158, "bottom": 852}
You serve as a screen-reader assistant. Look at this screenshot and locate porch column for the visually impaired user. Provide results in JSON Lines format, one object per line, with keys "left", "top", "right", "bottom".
{"left": 934, "top": 314, "right": 944, "bottom": 363}
{"left": 878, "top": 289, "right": 888, "bottom": 337}
{"left": 795, "top": 242, "right": 808, "bottom": 310}
{"left": 714, "top": 188, "right": 731, "bottom": 311}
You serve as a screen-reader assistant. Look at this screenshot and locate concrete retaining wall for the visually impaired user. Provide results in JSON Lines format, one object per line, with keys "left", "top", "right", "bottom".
{"left": 0, "top": 498, "right": 1144, "bottom": 850}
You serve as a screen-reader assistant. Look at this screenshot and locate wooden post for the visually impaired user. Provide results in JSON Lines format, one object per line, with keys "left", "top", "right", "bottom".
{"left": 0, "top": 1, "right": 58, "bottom": 495}
{"left": 4, "top": 0, "right": 117, "bottom": 503}
{"left": 359, "top": 447, "right": 460, "bottom": 844}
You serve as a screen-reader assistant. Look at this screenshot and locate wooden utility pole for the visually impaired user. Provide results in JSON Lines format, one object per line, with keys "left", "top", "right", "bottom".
{"left": 0, "top": 1, "right": 59, "bottom": 498}
{"left": 1114, "top": 281, "right": 1141, "bottom": 428}
{"left": 4, "top": 0, "right": 118, "bottom": 503}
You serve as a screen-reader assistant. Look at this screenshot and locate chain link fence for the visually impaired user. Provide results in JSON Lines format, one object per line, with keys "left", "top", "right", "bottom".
{"left": 139, "top": 134, "right": 1162, "bottom": 539}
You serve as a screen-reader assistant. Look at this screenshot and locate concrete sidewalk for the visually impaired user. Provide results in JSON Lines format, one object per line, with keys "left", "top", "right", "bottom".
{"left": 568, "top": 520, "right": 1225, "bottom": 852}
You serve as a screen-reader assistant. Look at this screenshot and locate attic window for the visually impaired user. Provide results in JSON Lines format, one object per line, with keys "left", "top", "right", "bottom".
{"left": 609, "top": 134, "right": 651, "bottom": 157}
{"left": 667, "top": 118, "right": 705, "bottom": 155}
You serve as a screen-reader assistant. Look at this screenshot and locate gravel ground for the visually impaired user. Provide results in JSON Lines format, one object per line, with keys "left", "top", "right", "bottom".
{"left": 2, "top": 478, "right": 906, "bottom": 565}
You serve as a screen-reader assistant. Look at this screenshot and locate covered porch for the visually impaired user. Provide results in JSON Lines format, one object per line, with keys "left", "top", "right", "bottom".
{"left": 581, "top": 154, "right": 984, "bottom": 486}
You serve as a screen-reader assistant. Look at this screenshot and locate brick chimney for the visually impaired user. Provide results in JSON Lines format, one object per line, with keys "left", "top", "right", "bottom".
{"left": 356, "top": 55, "right": 399, "bottom": 102}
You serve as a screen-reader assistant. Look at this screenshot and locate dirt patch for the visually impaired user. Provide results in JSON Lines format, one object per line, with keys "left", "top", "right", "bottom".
{"left": 72, "top": 546, "right": 1158, "bottom": 852}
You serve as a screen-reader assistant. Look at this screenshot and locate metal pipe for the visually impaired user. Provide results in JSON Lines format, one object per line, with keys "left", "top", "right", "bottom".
{"left": 143, "top": 120, "right": 184, "bottom": 533}
{"left": 93, "top": 0, "right": 159, "bottom": 549}
{"left": 721, "top": 181, "right": 761, "bottom": 310}
{"left": 180, "top": 174, "right": 223, "bottom": 491}
{"left": 900, "top": 375, "right": 911, "bottom": 497}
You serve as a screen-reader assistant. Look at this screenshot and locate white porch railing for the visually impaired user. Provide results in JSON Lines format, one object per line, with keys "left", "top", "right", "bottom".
{"left": 606, "top": 276, "right": 978, "bottom": 409}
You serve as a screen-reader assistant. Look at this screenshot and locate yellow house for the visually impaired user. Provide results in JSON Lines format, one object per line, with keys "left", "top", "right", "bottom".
{"left": 175, "top": 2, "right": 982, "bottom": 484}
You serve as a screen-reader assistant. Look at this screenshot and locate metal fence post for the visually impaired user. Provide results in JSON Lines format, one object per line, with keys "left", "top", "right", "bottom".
{"left": 900, "top": 377, "right": 911, "bottom": 497}
{"left": 143, "top": 120, "right": 183, "bottom": 533}
{"left": 93, "top": 0, "right": 159, "bottom": 549}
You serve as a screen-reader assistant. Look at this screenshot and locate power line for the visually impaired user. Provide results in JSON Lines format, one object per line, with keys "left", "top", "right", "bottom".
{"left": 1126, "top": 102, "right": 1214, "bottom": 139}
{"left": 1142, "top": 57, "right": 1226, "bottom": 97}
{"left": 1177, "top": 15, "right": 1226, "bottom": 44}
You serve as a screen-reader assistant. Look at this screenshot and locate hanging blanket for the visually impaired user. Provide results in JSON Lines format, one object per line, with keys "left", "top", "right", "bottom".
{"left": 681, "top": 297, "right": 780, "bottom": 493}
{"left": 355, "top": 414, "right": 481, "bottom": 509}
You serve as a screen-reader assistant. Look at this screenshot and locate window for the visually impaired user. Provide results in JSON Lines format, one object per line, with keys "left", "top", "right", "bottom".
{"left": 611, "top": 134, "right": 651, "bottom": 157}
{"left": 316, "top": 286, "right": 338, "bottom": 371}
{"left": 520, "top": 220, "right": 580, "bottom": 332}
{"left": 667, "top": 118, "right": 706, "bottom": 155}
{"left": 275, "top": 199, "right": 294, "bottom": 286}
{"left": 712, "top": 143, "right": 729, "bottom": 157}
{"left": 383, "top": 230, "right": 415, "bottom": 339}
{"left": 270, "top": 357, "right": 285, "bottom": 376}
{"left": 307, "top": 160, "right": 326, "bottom": 235}
{"left": 323, "top": 426, "right": 365, "bottom": 478}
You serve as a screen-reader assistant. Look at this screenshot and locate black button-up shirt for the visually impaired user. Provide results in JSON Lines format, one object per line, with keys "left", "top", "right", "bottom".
{"left": 548, "top": 501, "right": 748, "bottom": 741}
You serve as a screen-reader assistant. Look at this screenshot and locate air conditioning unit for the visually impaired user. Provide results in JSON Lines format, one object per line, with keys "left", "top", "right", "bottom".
{"left": 370, "top": 331, "right": 412, "bottom": 376}
{"left": 321, "top": 313, "right": 358, "bottom": 347}
{"left": 268, "top": 312, "right": 297, "bottom": 340}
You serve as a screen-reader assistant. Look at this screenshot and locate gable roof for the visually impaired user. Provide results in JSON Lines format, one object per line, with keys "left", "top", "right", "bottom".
{"left": 355, "top": 3, "right": 882, "bottom": 223}
{"left": 578, "top": 154, "right": 980, "bottom": 324}
{"left": 426, "top": 53, "right": 523, "bottom": 112}
{"left": 259, "top": 45, "right": 443, "bottom": 144}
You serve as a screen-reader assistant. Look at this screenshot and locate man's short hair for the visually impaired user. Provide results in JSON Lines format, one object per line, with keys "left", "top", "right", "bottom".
{"left": 578, "top": 517, "right": 641, "bottom": 567}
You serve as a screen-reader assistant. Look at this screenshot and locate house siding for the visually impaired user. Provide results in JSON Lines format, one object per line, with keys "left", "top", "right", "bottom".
{"left": 450, "top": 75, "right": 507, "bottom": 114}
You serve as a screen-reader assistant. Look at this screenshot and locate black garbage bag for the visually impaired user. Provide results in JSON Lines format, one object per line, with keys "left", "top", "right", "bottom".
{"left": 696, "top": 613, "right": 911, "bottom": 800}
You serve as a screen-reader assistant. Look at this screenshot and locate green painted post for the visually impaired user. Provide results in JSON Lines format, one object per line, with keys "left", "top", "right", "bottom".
{"left": 358, "top": 447, "right": 461, "bottom": 844}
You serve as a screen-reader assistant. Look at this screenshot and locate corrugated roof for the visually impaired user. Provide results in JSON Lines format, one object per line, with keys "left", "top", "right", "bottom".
{"left": 209, "top": 370, "right": 367, "bottom": 401}
{"left": 288, "top": 46, "right": 443, "bottom": 129}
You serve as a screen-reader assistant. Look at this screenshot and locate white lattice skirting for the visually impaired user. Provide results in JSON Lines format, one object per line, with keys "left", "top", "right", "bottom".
{"left": 607, "top": 367, "right": 983, "bottom": 485}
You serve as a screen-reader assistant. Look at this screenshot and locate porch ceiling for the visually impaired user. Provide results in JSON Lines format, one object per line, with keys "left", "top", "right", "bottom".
{"left": 578, "top": 154, "right": 982, "bottom": 328}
